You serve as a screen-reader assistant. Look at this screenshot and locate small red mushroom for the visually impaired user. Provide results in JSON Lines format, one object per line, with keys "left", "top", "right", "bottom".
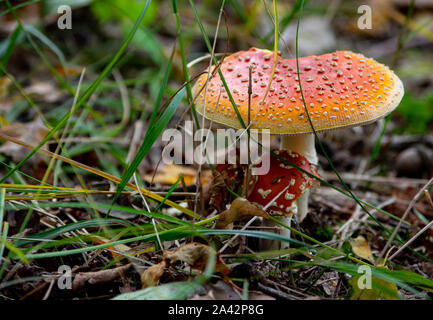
{"left": 247, "top": 150, "right": 317, "bottom": 248}
{"left": 248, "top": 150, "right": 317, "bottom": 216}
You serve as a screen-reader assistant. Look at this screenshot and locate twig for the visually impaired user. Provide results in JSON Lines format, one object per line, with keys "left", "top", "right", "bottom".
{"left": 321, "top": 172, "right": 429, "bottom": 186}
{"left": 388, "top": 190, "right": 433, "bottom": 261}
{"left": 376, "top": 177, "right": 433, "bottom": 265}
{"left": 72, "top": 264, "right": 132, "bottom": 291}
{"left": 42, "top": 279, "right": 55, "bottom": 300}
{"left": 257, "top": 282, "right": 297, "bottom": 300}
{"left": 389, "top": 219, "right": 433, "bottom": 261}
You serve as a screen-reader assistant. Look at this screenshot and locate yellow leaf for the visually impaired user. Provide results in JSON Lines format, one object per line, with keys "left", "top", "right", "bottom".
{"left": 349, "top": 270, "right": 400, "bottom": 300}
{"left": 350, "top": 235, "right": 375, "bottom": 264}
{"left": 143, "top": 164, "right": 211, "bottom": 186}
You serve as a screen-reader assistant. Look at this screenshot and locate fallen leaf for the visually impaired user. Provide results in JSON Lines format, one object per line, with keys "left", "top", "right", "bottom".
{"left": 0, "top": 77, "right": 12, "bottom": 102}
{"left": 203, "top": 156, "right": 249, "bottom": 214}
{"left": 54, "top": 65, "right": 82, "bottom": 76}
{"left": 349, "top": 269, "right": 400, "bottom": 300}
{"left": 143, "top": 164, "right": 211, "bottom": 186}
{"left": 164, "top": 242, "right": 230, "bottom": 278}
{"left": 215, "top": 197, "right": 269, "bottom": 229}
{"left": 141, "top": 261, "right": 167, "bottom": 288}
{"left": 350, "top": 235, "right": 375, "bottom": 264}
{"left": 90, "top": 235, "right": 132, "bottom": 257}
{"left": 0, "top": 119, "right": 49, "bottom": 163}
{"left": 139, "top": 243, "right": 230, "bottom": 289}
{"left": 24, "top": 81, "right": 63, "bottom": 103}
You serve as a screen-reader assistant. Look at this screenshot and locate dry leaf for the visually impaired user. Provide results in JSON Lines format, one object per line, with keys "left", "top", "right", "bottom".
{"left": 54, "top": 65, "right": 83, "bottom": 76}
{"left": 90, "top": 235, "right": 132, "bottom": 257}
{"left": 350, "top": 235, "right": 375, "bottom": 264}
{"left": 140, "top": 243, "right": 230, "bottom": 289}
{"left": 215, "top": 197, "right": 269, "bottom": 229}
{"left": 24, "top": 81, "right": 63, "bottom": 103}
{"left": 164, "top": 242, "right": 230, "bottom": 278}
{"left": 0, "top": 77, "right": 12, "bottom": 102}
{"left": 0, "top": 119, "right": 49, "bottom": 163}
{"left": 203, "top": 159, "right": 249, "bottom": 214}
{"left": 141, "top": 261, "right": 167, "bottom": 288}
{"left": 143, "top": 164, "right": 211, "bottom": 186}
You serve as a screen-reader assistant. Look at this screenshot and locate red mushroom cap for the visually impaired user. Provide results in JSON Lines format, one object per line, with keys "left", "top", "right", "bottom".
{"left": 193, "top": 47, "right": 403, "bottom": 134}
{"left": 247, "top": 150, "right": 318, "bottom": 216}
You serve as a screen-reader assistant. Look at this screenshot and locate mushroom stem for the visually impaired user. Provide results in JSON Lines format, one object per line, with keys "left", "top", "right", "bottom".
{"left": 260, "top": 215, "right": 292, "bottom": 250}
{"left": 278, "top": 213, "right": 293, "bottom": 250}
{"left": 280, "top": 134, "right": 318, "bottom": 166}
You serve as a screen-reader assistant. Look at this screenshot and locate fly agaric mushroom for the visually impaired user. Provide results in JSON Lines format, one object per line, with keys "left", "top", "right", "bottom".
{"left": 247, "top": 149, "right": 317, "bottom": 247}
{"left": 192, "top": 47, "right": 404, "bottom": 233}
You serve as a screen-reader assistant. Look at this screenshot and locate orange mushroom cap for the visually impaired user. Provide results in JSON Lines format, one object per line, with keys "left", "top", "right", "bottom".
{"left": 193, "top": 47, "right": 404, "bottom": 134}
{"left": 247, "top": 150, "right": 317, "bottom": 216}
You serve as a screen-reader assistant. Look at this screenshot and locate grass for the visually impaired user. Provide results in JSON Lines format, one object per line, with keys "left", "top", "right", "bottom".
{"left": 0, "top": 0, "right": 432, "bottom": 300}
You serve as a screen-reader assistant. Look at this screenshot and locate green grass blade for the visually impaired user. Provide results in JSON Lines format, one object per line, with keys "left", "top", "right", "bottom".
{"left": 0, "top": 233, "right": 29, "bottom": 264}
{"left": 200, "top": 229, "right": 310, "bottom": 248}
{"left": 0, "top": 25, "right": 22, "bottom": 69}
{"left": 0, "top": 188, "right": 6, "bottom": 262}
{"left": 111, "top": 87, "right": 186, "bottom": 205}
{"left": 17, "top": 217, "right": 215, "bottom": 260}
{"left": 188, "top": 0, "right": 246, "bottom": 129}
{"left": 0, "top": 188, "right": 5, "bottom": 236}
{"left": 0, "top": 223, "right": 9, "bottom": 264}
{"left": 6, "top": 201, "right": 194, "bottom": 230}
{"left": 260, "top": 0, "right": 307, "bottom": 44}
{"left": 112, "top": 281, "right": 202, "bottom": 300}
{"left": 0, "top": 0, "right": 153, "bottom": 183}
{"left": 145, "top": 42, "right": 176, "bottom": 129}
{"left": 23, "top": 24, "right": 67, "bottom": 70}
{"left": 155, "top": 175, "right": 183, "bottom": 211}
{"left": 0, "top": 0, "right": 41, "bottom": 17}
{"left": 13, "top": 218, "right": 132, "bottom": 247}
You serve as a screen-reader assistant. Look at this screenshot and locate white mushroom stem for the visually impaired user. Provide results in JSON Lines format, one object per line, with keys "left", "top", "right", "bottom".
{"left": 280, "top": 134, "right": 317, "bottom": 247}
{"left": 261, "top": 213, "right": 293, "bottom": 251}
{"left": 280, "top": 134, "right": 318, "bottom": 166}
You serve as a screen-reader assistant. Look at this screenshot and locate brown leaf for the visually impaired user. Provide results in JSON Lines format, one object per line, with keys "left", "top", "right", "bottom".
{"left": 0, "top": 118, "right": 50, "bottom": 179}
{"left": 203, "top": 158, "right": 249, "bottom": 214}
{"left": 90, "top": 235, "right": 132, "bottom": 257}
{"left": 141, "top": 261, "right": 167, "bottom": 288}
{"left": 141, "top": 243, "right": 231, "bottom": 289}
{"left": 215, "top": 197, "right": 269, "bottom": 229}
{"left": 164, "top": 242, "right": 230, "bottom": 278}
